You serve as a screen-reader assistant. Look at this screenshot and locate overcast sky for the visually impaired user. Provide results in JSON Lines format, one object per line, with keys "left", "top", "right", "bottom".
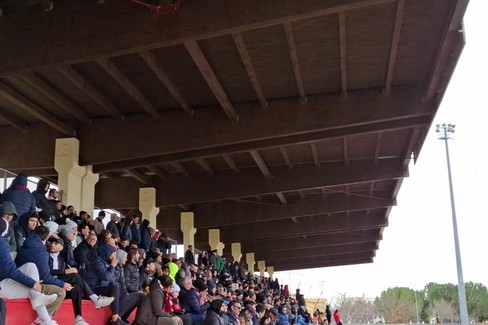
{"left": 274, "top": 0, "right": 488, "bottom": 301}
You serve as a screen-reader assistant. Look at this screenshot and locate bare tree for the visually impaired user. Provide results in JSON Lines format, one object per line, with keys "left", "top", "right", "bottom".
{"left": 426, "top": 299, "right": 458, "bottom": 324}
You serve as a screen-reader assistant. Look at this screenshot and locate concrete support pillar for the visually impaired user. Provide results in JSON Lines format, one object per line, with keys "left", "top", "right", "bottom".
{"left": 208, "top": 229, "right": 225, "bottom": 256}
{"left": 54, "top": 138, "right": 87, "bottom": 209}
{"left": 139, "top": 187, "right": 159, "bottom": 227}
{"left": 231, "top": 243, "right": 242, "bottom": 262}
{"left": 180, "top": 212, "right": 196, "bottom": 250}
{"left": 246, "top": 253, "right": 255, "bottom": 274}
{"left": 257, "top": 260, "right": 266, "bottom": 278}
{"left": 267, "top": 266, "right": 274, "bottom": 279}
{"left": 80, "top": 165, "right": 99, "bottom": 214}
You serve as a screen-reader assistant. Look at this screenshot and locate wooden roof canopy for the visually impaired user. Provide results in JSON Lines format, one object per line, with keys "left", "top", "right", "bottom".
{"left": 0, "top": 0, "right": 468, "bottom": 271}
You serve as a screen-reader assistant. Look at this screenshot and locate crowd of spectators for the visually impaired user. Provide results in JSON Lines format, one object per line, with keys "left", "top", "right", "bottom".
{"left": 0, "top": 174, "right": 317, "bottom": 325}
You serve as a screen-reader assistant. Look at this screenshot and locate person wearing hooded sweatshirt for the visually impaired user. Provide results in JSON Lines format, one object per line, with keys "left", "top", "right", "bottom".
{"left": 0, "top": 217, "right": 59, "bottom": 325}
{"left": 139, "top": 219, "right": 152, "bottom": 251}
{"left": 203, "top": 299, "right": 228, "bottom": 325}
{"left": 0, "top": 201, "right": 19, "bottom": 252}
{"left": 1, "top": 173, "right": 37, "bottom": 219}
{"left": 32, "top": 179, "right": 55, "bottom": 220}
{"left": 276, "top": 305, "right": 290, "bottom": 325}
{"left": 134, "top": 275, "right": 183, "bottom": 325}
{"left": 85, "top": 241, "right": 128, "bottom": 325}
{"left": 15, "top": 226, "right": 69, "bottom": 322}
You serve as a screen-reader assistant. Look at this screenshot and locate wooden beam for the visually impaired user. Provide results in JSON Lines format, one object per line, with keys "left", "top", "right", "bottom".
{"left": 240, "top": 230, "right": 381, "bottom": 252}
{"left": 273, "top": 257, "right": 373, "bottom": 271}
{"left": 279, "top": 146, "right": 293, "bottom": 169}
{"left": 58, "top": 65, "right": 124, "bottom": 120}
{"left": 0, "top": 0, "right": 397, "bottom": 75}
{"left": 97, "top": 58, "right": 159, "bottom": 119}
{"left": 311, "top": 142, "right": 320, "bottom": 167}
{"left": 0, "top": 108, "right": 27, "bottom": 131}
{"left": 298, "top": 190, "right": 306, "bottom": 199}
{"left": 95, "top": 158, "right": 405, "bottom": 208}
{"left": 384, "top": 0, "right": 405, "bottom": 96}
{"left": 19, "top": 72, "right": 90, "bottom": 123}
{"left": 193, "top": 211, "right": 388, "bottom": 243}
{"left": 0, "top": 81, "right": 74, "bottom": 135}
{"left": 276, "top": 192, "right": 288, "bottom": 205}
{"left": 343, "top": 137, "right": 350, "bottom": 165}
{"left": 232, "top": 32, "right": 267, "bottom": 108}
{"left": 284, "top": 22, "right": 306, "bottom": 103}
{"left": 169, "top": 161, "right": 188, "bottom": 176}
{"left": 339, "top": 11, "right": 348, "bottom": 99}
{"left": 374, "top": 132, "right": 383, "bottom": 163}
{"left": 146, "top": 166, "right": 166, "bottom": 178}
{"left": 222, "top": 154, "right": 239, "bottom": 173}
{"left": 264, "top": 252, "right": 374, "bottom": 267}
{"left": 158, "top": 194, "right": 392, "bottom": 229}
{"left": 250, "top": 150, "right": 272, "bottom": 180}
{"left": 196, "top": 158, "right": 214, "bottom": 176}
{"left": 1, "top": 86, "right": 433, "bottom": 171}
{"left": 184, "top": 41, "right": 238, "bottom": 121}
{"left": 139, "top": 51, "right": 193, "bottom": 115}
{"left": 123, "top": 169, "right": 150, "bottom": 185}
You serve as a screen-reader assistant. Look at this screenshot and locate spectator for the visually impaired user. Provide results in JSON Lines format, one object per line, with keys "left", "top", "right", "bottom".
{"left": 139, "top": 219, "right": 152, "bottom": 251}
{"left": 156, "top": 233, "right": 172, "bottom": 256}
{"left": 131, "top": 216, "right": 141, "bottom": 245}
{"left": 203, "top": 299, "right": 228, "bottom": 325}
{"left": 0, "top": 217, "right": 58, "bottom": 325}
{"left": 32, "top": 179, "right": 55, "bottom": 220}
{"left": 93, "top": 210, "right": 106, "bottom": 235}
{"left": 106, "top": 213, "right": 120, "bottom": 239}
{"left": 184, "top": 245, "right": 195, "bottom": 266}
{"left": 1, "top": 173, "right": 36, "bottom": 220}
{"left": 333, "top": 310, "right": 342, "bottom": 325}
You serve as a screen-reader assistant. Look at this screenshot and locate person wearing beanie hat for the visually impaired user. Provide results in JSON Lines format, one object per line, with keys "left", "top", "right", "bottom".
{"left": 204, "top": 299, "right": 228, "bottom": 325}
{"left": 1, "top": 173, "right": 36, "bottom": 220}
{"left": 180, "top": 276, "right": 210, "bottom": 324}
{"left": 0, "top": 218, "right": 59, "bottom": 324}
{"left": 43, "top": 220, "right": 59, "bottom": 238}
{"left": 58, "top": 222, "right": 79, "bottom": 268}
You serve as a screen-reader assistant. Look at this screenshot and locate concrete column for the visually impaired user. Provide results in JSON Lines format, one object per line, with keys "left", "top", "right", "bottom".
{"left": 80, "top": 165, "right": 99, "bottom": 214}
{"left": 231, "top": 243, "right": 242, "bottom": 262}
{"left": 267, "top": 266, "right": 274, "bottom": 279}
{"left": 180, "top": 212, "right": 196, "bottom": 249}
{"left": 54, "top": 138, "right": 86, "bottom": 209}
{"left": 208, "top": 229, "right": 225, "bottom": 255}
{"left": 139, "top": 187, "right": 160, "bottom": 227}
{"left": 257, "top": 260, "right": 266, "bottom": 278}
{"left": 246, "top": 253, "right": 255, "bottom": 274}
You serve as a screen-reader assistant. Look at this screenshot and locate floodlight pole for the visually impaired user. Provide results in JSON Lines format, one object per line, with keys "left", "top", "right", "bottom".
{"left": 436, "top": 123, "right": 469, "bottom": 325}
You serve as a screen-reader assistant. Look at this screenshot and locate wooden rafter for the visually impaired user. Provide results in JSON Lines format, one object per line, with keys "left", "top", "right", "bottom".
{"left": 250, "top": 150, "right": 272, "bottom": 180}
{"left": 343, "top": 137, "right": 350, "bottom": 165}
{"left": 184, "top": 41, "right": 238, "bottom": 121}
{"left": 298, "top": 190, "right": 306, "bottom": 199}
{"left": 97, "top": 57, "right": 159, "bottom": 119}
{"left": 169, "top": 161, "right": 188, "bottom": 176}
{"left": 339, "top": 11, "right": 348, "bottom": 99}
{"left": 311, "top": 142, "right": 320, "bottom": 167}
{"left": 20, "top": 72, "right": 90, "bottom": 123}
{"left": 276, "top": 192, "right": 288, "bottom": 205}
{"left": 222, "top": 154, "right": 239, "bottom": 173}
{"left": 146, "top": 165, "right": 165, "bottom": 178}
{"left": 196, "top": 158, "right": 214, "bottom": 176}
{"left": 0, "top": 81, "right": 74, "bottom": 135}
{"left": 384, "top": 0, "right": 405, "bottom": 95}
{"left": 232, "top": 32, "right": 268, "bottom": 108}
{"left": 139, "top": 51, "right": 193, "bottom": 115}
{"left": 284, "top": 22, "right": 306, "bottom": 103}
{"left": 279, "top": 146, "right": 293, "bottom": 169}
{"left": 0, "top": 107, "right": 26, "bottom": 131}
{"left": 58, "top": 65, "right": 124, "bottom": 120}
{"left": 374, "top": 133, "right": 383, "bottom": 163}
{"left": 124, "top": 169, "right": 150, "bottom": 185}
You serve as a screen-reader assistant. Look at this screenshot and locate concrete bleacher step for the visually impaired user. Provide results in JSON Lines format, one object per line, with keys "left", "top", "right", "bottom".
{"left": 4, "top": 299, "right": 136, "bottom": 325}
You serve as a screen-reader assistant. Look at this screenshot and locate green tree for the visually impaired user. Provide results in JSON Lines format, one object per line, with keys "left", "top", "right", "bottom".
{"left": 465, "top": 282, "right": 488, "bottom": 321}
{"left": 374, "top": 287, "right": 418, "bottom": 323}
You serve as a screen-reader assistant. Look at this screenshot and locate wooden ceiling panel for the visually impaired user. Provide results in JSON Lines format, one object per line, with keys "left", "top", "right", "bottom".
{"left": 291, "top": 15, "right": 342, "bottom": 95}
{"left": 393, "top": 0, "right": 455, "bottom": 86}
{"left": 379, "top": 127, "right": 416, "bottom": 158}
{"left": 314, "top": 137, "right": 346, "bottom": 163}
{"left": 347, "top": 133, "right": 379, "bottom": 161}
{"left": 346, "top": 2, "right": 396, "bottom": 90}
{"left": 198, "top": 35, "right": 257, "bottom": 104}
{"left": 150, "top": 45, "right": 219, "bottom": 109}
{"left": 110, "top": 53, "right": 181, "bottom": 112}
{"left": 242, "top": 25, "right": 298, "bottom": 100}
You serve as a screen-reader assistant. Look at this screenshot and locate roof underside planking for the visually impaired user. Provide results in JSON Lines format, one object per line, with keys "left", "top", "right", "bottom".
{"left": 0, "top": 0, "right": 469, "bottom": 271}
